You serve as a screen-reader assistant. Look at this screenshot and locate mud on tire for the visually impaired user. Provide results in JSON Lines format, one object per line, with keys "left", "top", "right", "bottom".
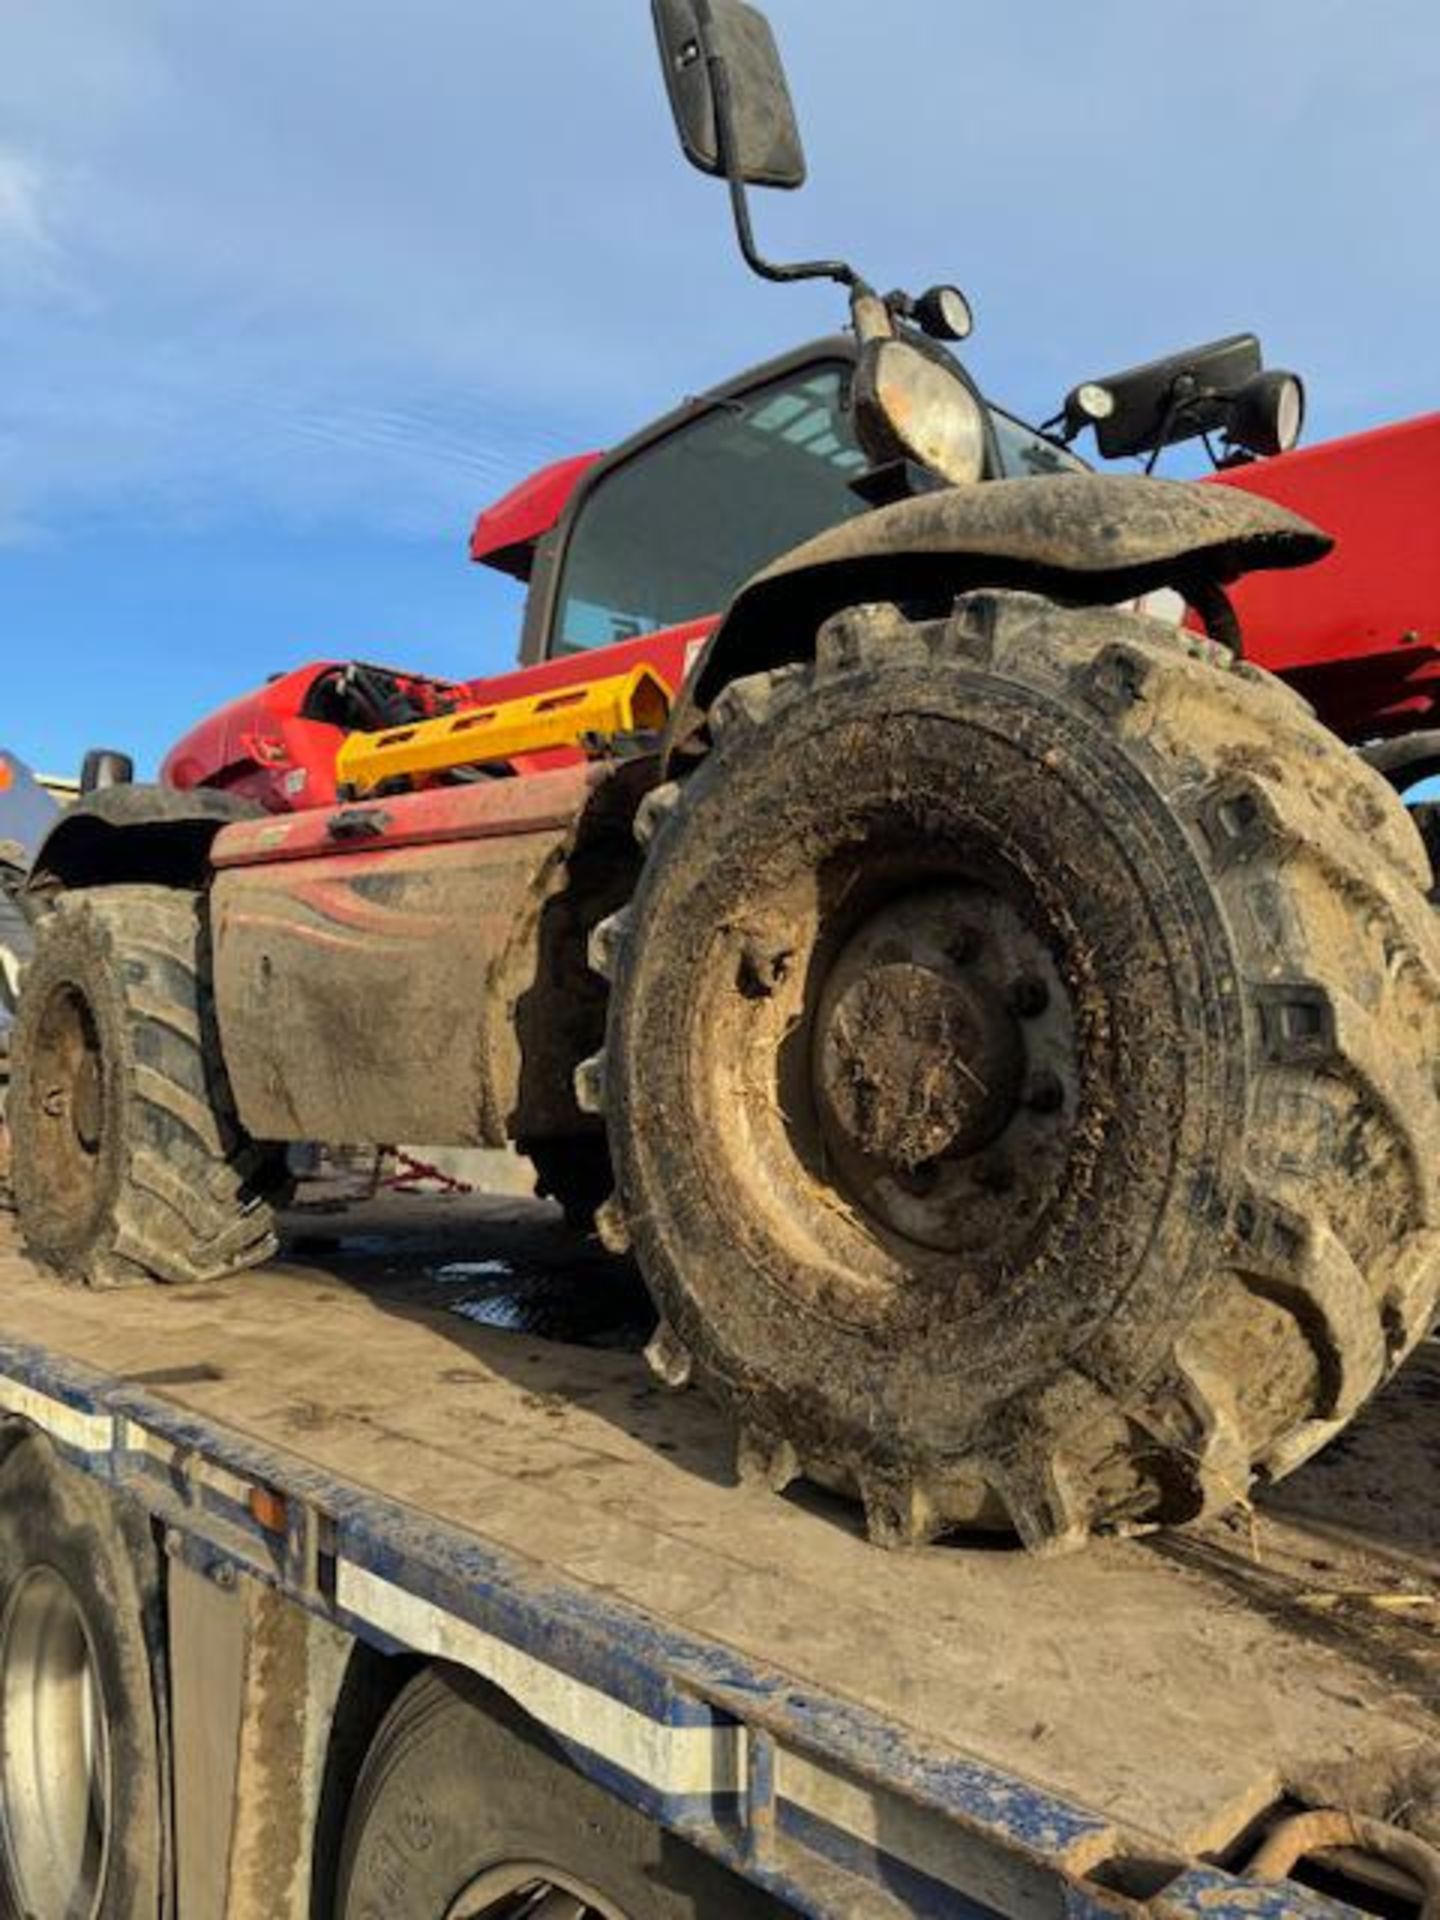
{"left": 588, "top": 593, "right": 1440, "bottom": 1552}
{"left": 10, "top": 883, "right": 290, "bottom": 1286}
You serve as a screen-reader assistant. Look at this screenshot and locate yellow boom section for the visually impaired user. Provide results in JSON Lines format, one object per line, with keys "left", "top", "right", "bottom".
{"left": 334, "top": 665, "right": 673, "bottom": 797}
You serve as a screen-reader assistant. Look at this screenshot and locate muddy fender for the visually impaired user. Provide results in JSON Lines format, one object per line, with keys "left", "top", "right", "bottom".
{"left": 668, "top": 472, "right": 1330, "bottom": 753}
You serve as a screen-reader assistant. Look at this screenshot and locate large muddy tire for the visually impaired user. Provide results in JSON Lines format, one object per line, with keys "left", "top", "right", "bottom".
{"left": 333, "top": 1666, "right": 783, "bottom": 1919}
{"left": 587, "top": 593, "right": 1440, "bottom": 1552}
{"left": 0, "top": 1431, "right": 164, "bottom": 1918}
{"left": 9, "top": 883, "right": 290, "bottom": 1285}
{"left": 0, "top": 846, "right": 30, "bottom": 1205}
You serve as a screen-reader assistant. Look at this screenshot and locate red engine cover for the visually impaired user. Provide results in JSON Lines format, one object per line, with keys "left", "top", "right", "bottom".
{"left": 162, "top": 662, "right": 348, "bottom": 811}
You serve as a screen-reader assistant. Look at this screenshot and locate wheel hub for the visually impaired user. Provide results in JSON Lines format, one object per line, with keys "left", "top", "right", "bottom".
{"left": 0, "top": 1566, "right": 111, "bottom": 1920}
{"left": 27, "top": 983, "right": 109, "bottom": 1242}
{"left": 808, "top": 886, "right": 1074, "bottom": 1254}
{"left": 816, "top": 957, "right": 1023, "bottom": 1169}
{"left": 71, "top": 1054, "right": 103, "bottom": 1154}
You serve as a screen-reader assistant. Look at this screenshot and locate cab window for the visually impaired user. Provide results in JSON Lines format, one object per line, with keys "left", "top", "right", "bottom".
{"left": 550, "top": 363, "right": 867, "bottom": 655}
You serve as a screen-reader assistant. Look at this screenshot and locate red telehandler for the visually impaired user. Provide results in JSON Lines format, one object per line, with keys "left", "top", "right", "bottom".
{"left": 9, "top": 0, "right": 1440, "bottom": 1554}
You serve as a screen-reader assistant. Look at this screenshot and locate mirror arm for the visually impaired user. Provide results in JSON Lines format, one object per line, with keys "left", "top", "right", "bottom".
{"left": 696, "top": 2, "right": 859, "bottom": 290}
{"left": 721, "top": 159, "right": 857, "bottom": 288}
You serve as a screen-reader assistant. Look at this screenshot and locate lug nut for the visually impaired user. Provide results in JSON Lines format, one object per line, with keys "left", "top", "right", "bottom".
{"left": 738, "top": 938, "right": 792, "bottom": 998}
{"left": 1026, "top": 1071, "right": 1065, "bottom": 1115}
{"left": 899, "top": 1158, "right": 942, "bottom": 1196}
{"left": 947, "top": 927, "right": 983, "bottom": 966}
{"left": 1009, "top": 976, "right": 1050, "bottom": 1018}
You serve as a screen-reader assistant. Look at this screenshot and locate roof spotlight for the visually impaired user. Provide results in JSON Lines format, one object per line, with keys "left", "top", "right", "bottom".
{"left": 913, "top": 285, "right": 974, "bottom": 343}
{"left": 1226, "top": 369, "right": 1305, "bottom": 458}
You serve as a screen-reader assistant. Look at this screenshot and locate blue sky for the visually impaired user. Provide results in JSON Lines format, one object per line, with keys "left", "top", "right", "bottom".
{"left": 2, "top": 0, "right": 1437, "bottom": 776}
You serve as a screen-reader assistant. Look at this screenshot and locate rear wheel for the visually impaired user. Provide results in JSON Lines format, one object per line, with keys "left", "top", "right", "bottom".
{"left": 9, "top": 883, "right": 290, "bottom": 1285}
{"left": 589, "top": 593, "right": 1440, "bottom": 1551}
{"left": 333, "top": 1667, "right": 781, "bottom": 1919}
{"left": 0, "top": 842, "right": 31, "bottom": 1204}
{"left": 0, "top": 1432, "right": 163, "bottom": 1919}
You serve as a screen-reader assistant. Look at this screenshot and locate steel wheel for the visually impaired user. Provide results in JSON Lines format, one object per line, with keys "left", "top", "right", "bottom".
{"left": 0, "top": 1564, "right": 113, "bottom": 1920}
{"left": 25, "top": 980, "right": 108, "bottom": 1241}
{"left": 446, "top": 1864, "right": 630, "bottom": 1918}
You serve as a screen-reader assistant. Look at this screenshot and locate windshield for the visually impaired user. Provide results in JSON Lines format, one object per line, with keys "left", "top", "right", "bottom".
{"left": 990, "top": 407, "right": 1088, "bottom": 479}
{"left": 550, "top": 362, "right": 1086, "bottom": 655}
{"left": 553, "top": 366, "right": 866, "bottom": 654}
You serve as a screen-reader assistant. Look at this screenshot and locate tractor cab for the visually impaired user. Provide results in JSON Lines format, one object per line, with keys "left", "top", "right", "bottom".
{"left": 158, "top": 345, "right": 1093, "bottom": 812}
{"left": 488, "top": 342, "right": 1085, "bottom": 662}
{"left": 461, "top": 340, "right": 1088, "bottom": 731}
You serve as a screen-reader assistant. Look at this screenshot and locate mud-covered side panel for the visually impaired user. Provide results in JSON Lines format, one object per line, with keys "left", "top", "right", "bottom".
{"left": 211, "top": 769, "right": 647, "bottom": 1150}
{"left": 213, "top": 837, "right": 560, "bottom": 1146}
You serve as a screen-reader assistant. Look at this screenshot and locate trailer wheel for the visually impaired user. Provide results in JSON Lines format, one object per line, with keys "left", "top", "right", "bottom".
{"left": 590, "top": 593, "right": 1440, "bottom": 1551}
{"left": 333, "top": 1667, "right": 782, "bottom": 1919}
{"left": 9, "top": 883, "right": 290, "bottom": 1285}
{"left": 0, "top": 1431, "right": 163, "bottom": 1920}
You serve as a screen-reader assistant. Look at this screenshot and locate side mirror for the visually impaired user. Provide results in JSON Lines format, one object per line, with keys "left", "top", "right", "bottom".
{"left": 80, "top": 748, "right": 135, "bottom": 794}
{"left": 652, "top": 0, "right": 806, "bottom": 190}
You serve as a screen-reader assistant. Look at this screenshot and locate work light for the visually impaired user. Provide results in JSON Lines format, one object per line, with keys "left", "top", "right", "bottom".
{"left": 855, "top": 339, "right": 987, "bottom": 487}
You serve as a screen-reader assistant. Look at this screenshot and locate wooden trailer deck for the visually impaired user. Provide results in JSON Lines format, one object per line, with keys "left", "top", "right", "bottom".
{"left": 0, "top": 1193, "right": 1435, "bottom": 1885}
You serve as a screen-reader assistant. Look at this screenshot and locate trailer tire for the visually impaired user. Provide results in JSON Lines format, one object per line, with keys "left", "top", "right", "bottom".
{"left": 9, "top": 883, "right": 290, "bottom": 1285}
{"left": 0, "top": 1431, "right": 164, "bottom": 1920}
{"left": 333, "top": 1666, "right": 782, "bottom": 1919}
{"left": 591, "top": 593, "right": 1440, "bottom": 1552}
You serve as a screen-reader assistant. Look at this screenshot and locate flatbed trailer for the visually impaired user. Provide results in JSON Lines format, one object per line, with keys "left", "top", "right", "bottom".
{"left": 0, "top": 1195, "right": 1435, "bottom": 1920}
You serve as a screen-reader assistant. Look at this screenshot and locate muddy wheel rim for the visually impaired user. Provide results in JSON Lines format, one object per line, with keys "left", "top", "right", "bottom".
{"left": 28, "top": 981, "right": 108, "bottom": 1235}
{"left": 0, "top": 1566, "right": 112, "bottom": 1920}
{"left": 445, "top": 1864, "right": 631, "bottom": 1919}
{"left": 807, "top": 882, "right": 1075, "bottom": 1252}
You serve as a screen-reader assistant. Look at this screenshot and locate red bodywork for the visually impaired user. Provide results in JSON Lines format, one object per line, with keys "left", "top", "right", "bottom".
{"left": 163, "top": 663, "right": 465, "bottom": 812}
{"left": 164, "top": 664, "right": 352, "bottom": 811}
{"left": 163, "top": 410, "right": 1440, "bottom": 814}
{"left": 469, "top": 452, "right": 601, "bottom": 577}
{"left": 1219, "top": 412, "right": 1440, "bottom": 738}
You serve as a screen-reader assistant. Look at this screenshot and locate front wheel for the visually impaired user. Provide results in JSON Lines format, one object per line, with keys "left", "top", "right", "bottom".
{"left": 9, "top": 884, "right": 290, "bottom": 1285}
{"left": 590, "top": 593, "right": 1440, "bottom": 1551}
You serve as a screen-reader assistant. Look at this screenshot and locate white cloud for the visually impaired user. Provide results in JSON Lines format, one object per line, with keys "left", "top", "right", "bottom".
{"left": 0, "top": 151, "right": 60, "bottom": 276}
{"left": 0, "top": 0, "right": 1436, "bottom": 552}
